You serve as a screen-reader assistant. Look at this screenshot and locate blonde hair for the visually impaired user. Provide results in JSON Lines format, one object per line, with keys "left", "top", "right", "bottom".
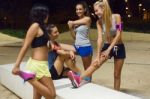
{"left": 94, "top": 0, "right": 112, "bottom": 33}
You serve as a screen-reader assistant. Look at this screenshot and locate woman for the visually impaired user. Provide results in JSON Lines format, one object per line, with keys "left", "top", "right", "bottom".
{"left": 68, "top": 0, "right": 126, "bottom": 91}
{"left": 47, "top": 24, "right": 81, "bottom": 80}
{"left": 12, "top": 4, "right": 56, "bottom": 99}
{"left": 67, "top": 1, "right": 93, "bottom": 73}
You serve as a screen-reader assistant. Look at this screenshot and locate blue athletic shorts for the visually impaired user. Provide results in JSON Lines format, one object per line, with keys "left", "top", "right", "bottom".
{"left": 101, "top": 43, "right": 126, "bottom": 59}
{"left": 74, "top": 45, "right": 93, "bottom": 57}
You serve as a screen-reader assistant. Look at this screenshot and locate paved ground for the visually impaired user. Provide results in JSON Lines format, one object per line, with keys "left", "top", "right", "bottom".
{"left": 0, "top": 31, "right": 150, "bottom": 99}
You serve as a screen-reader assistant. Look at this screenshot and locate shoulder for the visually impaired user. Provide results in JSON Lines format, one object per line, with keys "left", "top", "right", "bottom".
{"left": 112, "top": 14, "right": 121, "bottom": 20}
{"left": 26, "top": 23, "right": 40, "bottom": 36}
{"left": 30, "top": 22, "right": 40, "bottom": 29}
{"left": 84, "top": 16, "right": 91, "bottom": 21}
{"left": 96, "top": 20, "right": 102, "bottom": 26}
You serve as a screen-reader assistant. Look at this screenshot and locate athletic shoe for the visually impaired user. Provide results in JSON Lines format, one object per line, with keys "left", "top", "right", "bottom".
{"left": 79, "top": 79, "right": 90, "bottom": 86}
{"left": 19, "top": 70, "right": 35, "bottom": 81}
{"left": 67, "top": 71, "right": 80, "bottom": 88}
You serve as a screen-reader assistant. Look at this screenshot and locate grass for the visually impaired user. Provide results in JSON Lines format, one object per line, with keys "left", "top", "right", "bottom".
{"left": 1, "top": 28, "right": 150, "bottom": 45}
{"left": 0, "top": 29, "right": 25, "bottom": 39}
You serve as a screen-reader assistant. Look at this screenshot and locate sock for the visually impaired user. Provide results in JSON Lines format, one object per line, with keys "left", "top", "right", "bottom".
{"left": 83, "top": 77, "right": 91, "bottom": 81}
{"left": 75, "top": 72, "right": 80, "bottom": 76}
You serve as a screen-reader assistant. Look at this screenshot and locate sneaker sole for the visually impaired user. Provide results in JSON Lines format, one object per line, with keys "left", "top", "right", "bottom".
{"left": 68, "top": 71, "right": 79, "bottom": 88}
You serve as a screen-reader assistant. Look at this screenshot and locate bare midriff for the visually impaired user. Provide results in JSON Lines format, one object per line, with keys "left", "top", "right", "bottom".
{"left": 31, "top": 46, "right": 49, "bottom": 61}
{"left": 104, "top": 34, "right": 123, "bottom": 44}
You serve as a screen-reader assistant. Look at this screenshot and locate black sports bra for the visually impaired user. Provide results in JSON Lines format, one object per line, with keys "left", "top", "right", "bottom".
{"left": 31, "top": 30, "right": 49, "bottom": 48}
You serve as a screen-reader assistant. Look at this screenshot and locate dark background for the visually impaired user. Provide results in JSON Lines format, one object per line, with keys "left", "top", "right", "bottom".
{"left": 0, "top": 0, "right": 150, "bottom": 32}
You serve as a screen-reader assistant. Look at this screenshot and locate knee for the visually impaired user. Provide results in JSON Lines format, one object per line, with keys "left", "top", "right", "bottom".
{"left": 58, "top": 55, "right": 65, "bottom": 61}
{"left": 46, "top": 92, "right": 56, "bottom": 99}
{"left": 51, "top": 90, "right": 56, "bottom": 99}
{"left": 51, "top": 92, "right": 56, "bottom": 99}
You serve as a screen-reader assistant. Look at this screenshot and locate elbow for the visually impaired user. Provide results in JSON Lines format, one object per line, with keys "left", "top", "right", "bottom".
{"left": 118, "top": 33, "right": 121, "bottom": 40}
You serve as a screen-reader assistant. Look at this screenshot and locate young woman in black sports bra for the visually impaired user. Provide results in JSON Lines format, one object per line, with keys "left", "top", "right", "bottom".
{"left": 12, "top": 4, "right": 56, "bottom": 99}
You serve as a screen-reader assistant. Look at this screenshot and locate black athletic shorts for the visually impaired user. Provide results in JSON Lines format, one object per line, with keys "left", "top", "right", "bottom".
{"left": 101, "top": 43, "right": 126, "bottom": 59}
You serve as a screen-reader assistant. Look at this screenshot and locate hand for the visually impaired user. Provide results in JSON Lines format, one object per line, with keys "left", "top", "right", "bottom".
{"left": 92, "top": 56, "right": 100, "bottom": 66}
{"left": 101, "top": 49, "right": 110, "bottom": 59}
{"left": 51, "top": 43, "right": 61, "bottom": 51}
{"left": 68, "top": 21, "right": 74, "bottom": 29}
{"left": 69, "top": 51, "right": 75, "bottom": 60}
{"left": 12, "top": 65, "right": 20, "bottom": 75}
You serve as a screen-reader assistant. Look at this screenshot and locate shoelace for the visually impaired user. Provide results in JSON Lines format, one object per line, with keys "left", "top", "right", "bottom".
{"left": 113, "top": 46, "right": 118, "bottom": 56}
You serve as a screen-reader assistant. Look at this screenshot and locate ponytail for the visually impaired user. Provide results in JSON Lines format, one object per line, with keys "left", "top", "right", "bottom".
{"left": 103, "top": 0, "right": 112, "bottom": 33}
{"left": 94, "top": 0, "right": 112, "bottom": 33}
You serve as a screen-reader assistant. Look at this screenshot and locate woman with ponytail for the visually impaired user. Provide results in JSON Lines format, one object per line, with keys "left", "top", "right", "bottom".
{"left": 68, "top": 0, "right": 125, "bottom": 91}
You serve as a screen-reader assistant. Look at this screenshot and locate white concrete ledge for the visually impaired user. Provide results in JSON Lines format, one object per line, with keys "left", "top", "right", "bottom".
{"left": 0, "top": 63, "right": 141, "bottom": 99}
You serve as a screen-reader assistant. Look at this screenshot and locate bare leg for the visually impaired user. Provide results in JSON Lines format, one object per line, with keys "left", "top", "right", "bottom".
{"left": 54, "top": 55, "right": 66, "bottom": 75}
{"left": 33, "top": 88, "right": 42, "bottom": 99}
{"left": 65, "top": 56, "right": 81, "bottom": 73}
{"left": 80, "top": 56, "right": 107, "bottom": 80}
{"left": 81, "top": 55, "right": 92, "bottom": 79}
{"left": 28, "top": 77, "right": 56, "bottom": 99}
{"left": 39, "top": 77, "right": 56, "bottom": 99}
{"left": 54, "top": 54, "right": 81, "bottom": 75}
{"left": 82, "top": 55, "right": 92, "bottom": 70}
{"left": 114, "top": 59, "right": 124, "bottom": 91}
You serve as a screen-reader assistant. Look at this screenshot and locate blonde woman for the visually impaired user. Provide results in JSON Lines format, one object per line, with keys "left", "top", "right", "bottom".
{"left": 68, "top": 0, "right": 126, "bottom": 91}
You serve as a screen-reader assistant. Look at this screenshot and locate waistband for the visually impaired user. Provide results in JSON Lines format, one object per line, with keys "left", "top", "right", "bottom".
{"left": 28, "top": 57, "right": 48, "bottom": 64}
{"left": 104, "top": 43, "right": 124, "bottom": 46}
{"left": 74, "top": 43, "right": 91, "bottom": 47}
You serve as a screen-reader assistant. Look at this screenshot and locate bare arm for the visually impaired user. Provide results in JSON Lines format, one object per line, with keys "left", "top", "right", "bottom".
{"left": 56, "top": 50, "right": 70, "bottom": 56}
{"left": 68, "top": 17, "right": 91, "bottom": 39}
{"left": 68, "top": 25, "right": 76, "bottom": 40}
{"left": 96, "top": 20, "right": 103, "bottom": 58}
{"left": 107, "top": 14, "right": 122, "bottom": 51}
{"left": 72, "top": 17, "right": 91, "bottom": 26}
{"left": 12, "top": 23, "right": 39, "bottom": 74}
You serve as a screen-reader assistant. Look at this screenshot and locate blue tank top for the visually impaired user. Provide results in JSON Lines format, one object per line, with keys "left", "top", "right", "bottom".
{"left": 48, "top": 51, "right": 58, "bottom": 69}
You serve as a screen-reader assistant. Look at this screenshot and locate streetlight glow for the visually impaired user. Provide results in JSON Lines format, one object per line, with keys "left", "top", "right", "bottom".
{"left": 138, "top": 3, "right": 142, "bottom": 7}
{"left": 128, "top": 14, "right": 131, "bottom": 18}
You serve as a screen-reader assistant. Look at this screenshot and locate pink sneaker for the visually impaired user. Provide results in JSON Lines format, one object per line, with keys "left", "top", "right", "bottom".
{"left": 19, "top": 70, "right": 35, "bottom": 81}
{"left": 79, "top": 80, "right": 90, "bottom": 86}
{"left": 67, "top": 71, "right": 80, "bottom": 88}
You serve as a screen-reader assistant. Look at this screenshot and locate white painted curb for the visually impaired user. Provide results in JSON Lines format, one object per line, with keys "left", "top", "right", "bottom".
{"left": 0, "top": 63, "right": 141, "bottom": 99}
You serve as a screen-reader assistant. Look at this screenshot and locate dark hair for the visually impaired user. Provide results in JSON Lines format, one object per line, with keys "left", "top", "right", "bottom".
{"left": 76, "top": 1, "right": 90, "bottom": 16}
{"left": 30, "top": 4, "right": 49, "bottom": 25}
{"left": 46, "top": 24, "right": 56, "bottom": 35}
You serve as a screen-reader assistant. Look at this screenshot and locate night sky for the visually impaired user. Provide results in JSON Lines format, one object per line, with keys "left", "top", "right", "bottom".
{"left": 0, "top": 0, "right": 150, "bottom": 28}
